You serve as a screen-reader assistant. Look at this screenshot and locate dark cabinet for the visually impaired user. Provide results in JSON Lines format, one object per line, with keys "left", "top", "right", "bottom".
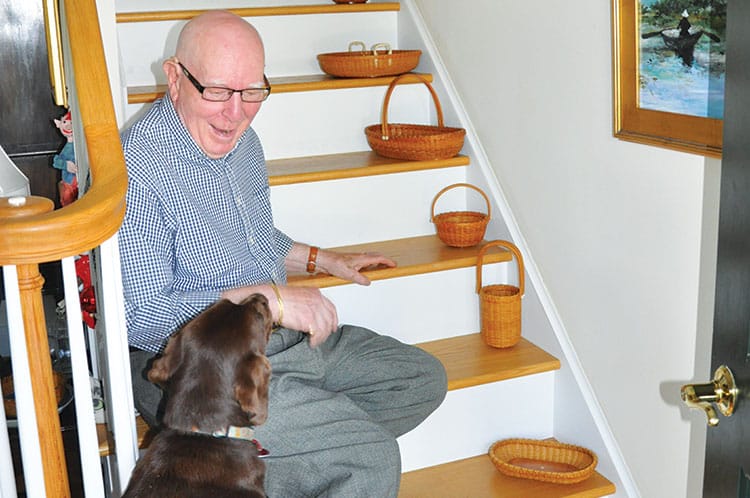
{"left": 0, "top": 0, "right": 68, "bottom": 203}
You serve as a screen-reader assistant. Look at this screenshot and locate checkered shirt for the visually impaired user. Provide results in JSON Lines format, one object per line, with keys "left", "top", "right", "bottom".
{"left": 117, "top": 96, "right": 293, "bottom": 352}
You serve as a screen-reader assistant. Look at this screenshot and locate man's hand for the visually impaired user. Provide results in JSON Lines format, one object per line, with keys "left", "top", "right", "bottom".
{"left": 274, "top": 285, "right": 338, "bottom": 347}
{"left": 316, "top": 250, "right": 397, "bottom": 286}
{"left": 222, "top": 284, "right": 338, "bottom": 347}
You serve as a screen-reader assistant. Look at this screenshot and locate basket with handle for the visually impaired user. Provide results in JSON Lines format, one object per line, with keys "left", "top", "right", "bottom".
{"left": 431, "top": 183, "right": 490, "bottom": 247}
{"left": 317, "top": 41, "right": 421, "bottom": 78}
{"left": 476, "top": 240, "right": 524, "bottom": 348}
{"left": 365, "top": 73, "right": 466, "bottom": 160}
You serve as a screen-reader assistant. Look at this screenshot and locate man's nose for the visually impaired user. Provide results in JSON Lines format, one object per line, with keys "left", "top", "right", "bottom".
{"left": 222, "top": 92, "right": 245, "bottom": 120}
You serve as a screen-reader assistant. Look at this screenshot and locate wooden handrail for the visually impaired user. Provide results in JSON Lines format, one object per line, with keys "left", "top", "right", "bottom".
{"left": 0, "top": 0, "right": 127, "bottom": 266}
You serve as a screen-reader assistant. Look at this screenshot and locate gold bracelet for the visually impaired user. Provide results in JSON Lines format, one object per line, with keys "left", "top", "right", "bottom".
{"left": 269, "top": 283, "right": 284, "bottom": 327}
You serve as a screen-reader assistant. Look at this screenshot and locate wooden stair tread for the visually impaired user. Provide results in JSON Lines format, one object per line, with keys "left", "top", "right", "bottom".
{"left": 128, "top": 73, "right": 433, "bottom": 104}
{"left": 419, "top": 335, "right": 560, "bottom": 391}
{"left": 98, "top": 334, "right": 557, "bottom": 456}
{"left": 287, "top": 235, "right": 512, "bottom": 288}
{"left": 116, "top": 3, "right": 401, "bottom": 24}
{"left": 399, "top": 453, "right": 615, "bottom": 498}
{"left": 268, "top": 150, "right": 469, "bottom": 185}
{"left": 97, "top": 415, "right": 152, "bottom": 457}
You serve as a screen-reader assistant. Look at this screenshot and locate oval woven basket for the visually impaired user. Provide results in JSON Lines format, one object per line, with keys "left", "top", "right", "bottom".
{"left": 318, "top": 41, "right": 421, "bottom": 78}
{"left": 489, "top": 439, "right": 598, "bottom": 485}
{"left": 365, "top": 73, "right": 466, "bottom": 160}
{"left": 431, "top": 183, "right": 490, "bottom": 247}
{"left": 476, "top": 240, "right": 524, "bottom": 348}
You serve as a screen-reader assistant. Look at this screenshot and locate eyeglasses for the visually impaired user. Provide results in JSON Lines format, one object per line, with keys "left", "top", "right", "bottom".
{"left": 178, "top": 62, "right": 271, "bottom": 103}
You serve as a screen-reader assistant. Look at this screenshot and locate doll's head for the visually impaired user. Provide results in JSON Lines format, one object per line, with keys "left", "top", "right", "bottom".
{"left": 54, "top": 111, "right": 73, "bottom": 142}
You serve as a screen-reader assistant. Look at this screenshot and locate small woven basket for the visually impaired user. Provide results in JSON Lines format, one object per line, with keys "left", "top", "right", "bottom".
{"left": 489, "top": 439, "right": 598, "bottom": 484}
{"left": 318, "top": 41, "right": 421, "bottom": 78}
{"left": 365, "top": 73, "right": 466, "bottom": 160}
{"left": 431, "top": 183, "right": 490, "bottom": 247}
{"left": 476, "top": 240, "right": 524, "bottom": 348}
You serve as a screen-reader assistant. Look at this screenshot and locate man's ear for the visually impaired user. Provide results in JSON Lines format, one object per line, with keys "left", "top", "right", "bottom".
{"left": 163, "top": 58, "right": 181, "bottom": 101}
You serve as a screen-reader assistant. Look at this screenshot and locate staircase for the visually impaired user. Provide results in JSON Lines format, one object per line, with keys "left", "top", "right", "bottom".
{"left": 97, "top": 1, "right": 619, "bottom": 496}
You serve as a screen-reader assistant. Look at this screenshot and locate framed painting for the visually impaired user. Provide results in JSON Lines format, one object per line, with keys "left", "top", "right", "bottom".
{"left": 612, "top": 0, "right": 726, "bottom": 157}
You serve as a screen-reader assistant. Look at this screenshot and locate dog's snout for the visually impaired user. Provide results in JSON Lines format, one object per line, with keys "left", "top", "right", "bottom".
{"left": 241, "top": 293, "right": 268, "bottom": 308}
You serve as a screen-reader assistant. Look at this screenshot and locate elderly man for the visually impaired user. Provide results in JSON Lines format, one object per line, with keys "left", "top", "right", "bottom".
{"left": 117, "top": 10, "right": 447, "bottom": 497}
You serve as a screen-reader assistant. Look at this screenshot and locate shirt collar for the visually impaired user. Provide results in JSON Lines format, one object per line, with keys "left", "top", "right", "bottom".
{"left": 158, "top": 95, "right": 250, "bottom": 169}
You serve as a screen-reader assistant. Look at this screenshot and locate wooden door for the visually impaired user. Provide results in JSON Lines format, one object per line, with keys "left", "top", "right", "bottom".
{"left": 702, "top": 1, "right": 750, "bottom": 496}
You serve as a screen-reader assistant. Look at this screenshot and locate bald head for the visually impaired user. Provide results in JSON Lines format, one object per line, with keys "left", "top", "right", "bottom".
{"left": 175, "top": 10, "right": 265, "bottom": 72}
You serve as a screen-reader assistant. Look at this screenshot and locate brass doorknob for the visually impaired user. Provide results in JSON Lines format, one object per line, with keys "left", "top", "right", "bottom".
{"left": 681, "top": 365, "right": 738, "bottom": 427}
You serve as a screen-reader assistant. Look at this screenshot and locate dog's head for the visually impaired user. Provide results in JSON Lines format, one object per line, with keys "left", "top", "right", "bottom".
{"left": 148, "top": 294, "right": 273, "bottom": 431}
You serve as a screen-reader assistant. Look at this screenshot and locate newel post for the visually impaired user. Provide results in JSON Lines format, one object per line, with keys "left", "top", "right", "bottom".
{"left": 1, "top": 195, "right": 71, "bottom": 498}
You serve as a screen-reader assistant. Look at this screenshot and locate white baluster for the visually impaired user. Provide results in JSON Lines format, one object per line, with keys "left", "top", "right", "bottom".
{"left": 62, "top": 256, "right": 105, "bottom": 497}
{"left": 2, "top": 266, "right": 43, "bottom": 498}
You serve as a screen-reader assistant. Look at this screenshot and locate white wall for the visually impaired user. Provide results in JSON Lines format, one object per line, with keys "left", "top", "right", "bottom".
{"left": 413, "top": 1, "right": 720, "bottom": 497}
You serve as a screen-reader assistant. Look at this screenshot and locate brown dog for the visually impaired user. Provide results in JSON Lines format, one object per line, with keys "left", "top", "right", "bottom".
{"left": 123, "top": 294, "right": 273, "bottom": 498}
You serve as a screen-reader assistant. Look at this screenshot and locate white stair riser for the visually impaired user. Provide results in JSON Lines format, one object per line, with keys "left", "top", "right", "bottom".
{"left": 321, "top": 265, "right": 513, "bottom": 344}
{"left": 258, "top": 85, "right": 437, "bottom": 159}
{"left": 116, "top": 12, "right": 398, "bottom": 86}
{"left": 271, "top": 167, "right": 467, "bottom": 247}
{"left": 398, "top": 373, "right": 556, "bottom": 471}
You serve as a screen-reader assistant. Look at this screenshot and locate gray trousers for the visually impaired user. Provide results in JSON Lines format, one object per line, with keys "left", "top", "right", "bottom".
{"left": 130, "top": 325, "right": 447, "bottom": 497}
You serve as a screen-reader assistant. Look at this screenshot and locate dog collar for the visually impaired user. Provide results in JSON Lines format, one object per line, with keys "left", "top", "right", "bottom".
{"left": 190, "top": 425, "right": 269, "bottom": 456}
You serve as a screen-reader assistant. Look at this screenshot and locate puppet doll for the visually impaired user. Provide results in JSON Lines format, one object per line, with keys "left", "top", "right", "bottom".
{"left": 52, "top": 110, "right": 78, "bottom": 206}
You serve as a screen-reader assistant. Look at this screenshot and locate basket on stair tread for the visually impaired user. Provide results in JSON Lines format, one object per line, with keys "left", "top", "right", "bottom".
{"left": 430, "top": 183, "right": 490, "bottom": 248}
{"left": 488, "top": 438, "right": 598, "bottom": 484}
{"left": 365, "top": 73, "right": 466, "bottom": 160}
{"left": 476, "top": 240, "right": 524, "bottom": 348}
{"left": 317, "top": 41, "right": 421, "bottom": 78}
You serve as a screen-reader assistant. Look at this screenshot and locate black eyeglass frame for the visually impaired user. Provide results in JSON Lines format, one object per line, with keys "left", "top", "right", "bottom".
{"left": 178, "top": 62, "right": 272, "bottom": 103}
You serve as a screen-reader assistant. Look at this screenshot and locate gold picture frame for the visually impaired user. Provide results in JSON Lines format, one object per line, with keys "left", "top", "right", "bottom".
{"left": 612, "top": 0, "right": 724, "bottom": 158}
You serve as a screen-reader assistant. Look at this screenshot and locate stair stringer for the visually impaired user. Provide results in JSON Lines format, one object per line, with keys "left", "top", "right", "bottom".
{"left": 398, "top": 1, "right": 639, "bottom": 496}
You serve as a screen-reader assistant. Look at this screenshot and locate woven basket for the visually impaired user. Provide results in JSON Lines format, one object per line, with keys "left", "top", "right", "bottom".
{"left": 489, "top": 439, "right": 598, "bottom": 484}
{"left": 365, "top": 73, "right": 466, "bottom": 160}
{"left": 318, "top": 42, "right": 420, "bottom": 78}
{"left": 2, "top": 371, "right": 66, "bottom": 419}
{"left": 476, "top": 240, "right": 524, "bottom": 348}
{"left": 431, "top": 183, "right": 490, "bottom": 247}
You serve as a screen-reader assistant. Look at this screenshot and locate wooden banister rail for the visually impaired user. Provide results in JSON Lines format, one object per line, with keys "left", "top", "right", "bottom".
{"left": 0, "top": 0, "right": 127, "bottom": 265}
{"left": 0, "top": 0, "right": 126, "bottom": 496}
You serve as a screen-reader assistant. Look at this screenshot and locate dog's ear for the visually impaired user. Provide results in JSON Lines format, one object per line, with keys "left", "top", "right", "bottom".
{"left": 147, "top": 331, "right": 185, "bottom": 386}
{"left": 245, "top": 294, "right": 273, "bottom": 347}
{"left": 234, "top": 354, "right": 271, "bottom": 425}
